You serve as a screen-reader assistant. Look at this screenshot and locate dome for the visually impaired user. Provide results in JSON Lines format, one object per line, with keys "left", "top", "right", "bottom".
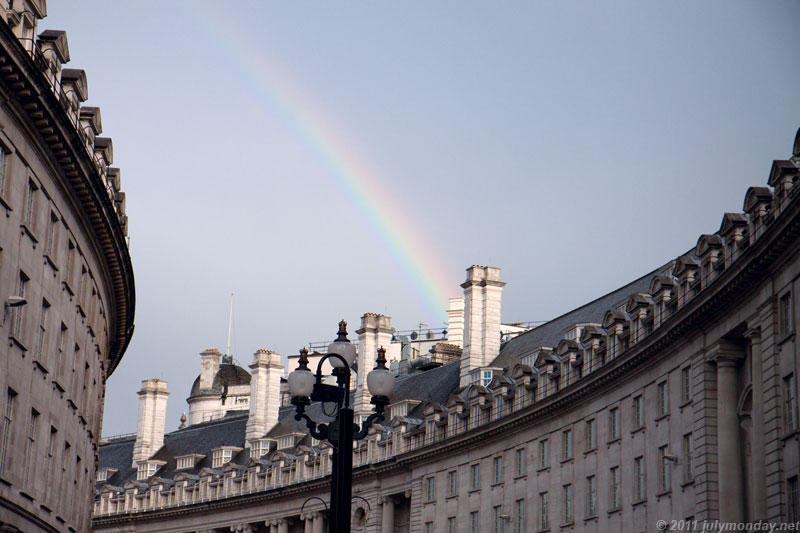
{"left": 188, "top": 363, "right": 251, "bottom": 398}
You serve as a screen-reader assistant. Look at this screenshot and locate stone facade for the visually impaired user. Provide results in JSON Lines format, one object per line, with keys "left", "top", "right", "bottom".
{"left": 92, "top": 132, "right": 800, "bottom": 532}
{"left": 0, "top": 2, "right": 134, "bottom": 532}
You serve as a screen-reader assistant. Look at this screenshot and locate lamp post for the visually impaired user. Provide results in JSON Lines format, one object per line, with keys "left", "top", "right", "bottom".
{"left": 288, "top": 320, "right": 394, "bottom": 533}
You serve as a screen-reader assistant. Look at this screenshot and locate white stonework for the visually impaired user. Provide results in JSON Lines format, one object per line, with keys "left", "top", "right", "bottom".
{"left": 460, "top": 265, "right": 506, "bottom": 387}
{"left": 446, "top": 297, "right": 465, "bottom": 347}
{"left": 200, "top": 348, "right": 222, "bottom": 389}
{"left": 355, "top": 313, "right": 393, "bottom": 414}
{"left": 246, "top": 349, "right": 284, "bottom": 447}
{"left": 132, "top": 379, "right": 170, "bottom": 467}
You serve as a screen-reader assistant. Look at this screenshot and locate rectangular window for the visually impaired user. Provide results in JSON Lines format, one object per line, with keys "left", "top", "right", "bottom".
{"left": 13, "top": 271, "right": 28, "bottom": 338}
{"left": 493, "top": 505, "right": 503, "bottom": 533}
{"left": 448, "top": 470, "right": 457, "bottom": 495}
{"left": 0, "top": 389, "right": 17, "bottom": 475}
{"left": 683, "top": 433, "right": 693, "bottom": 483}
{"left": 789, "top": 476, "right": 799, "bottom": 523}
{"left": 471, "top": 511, "right": 479, "bottom": 533}
{"left": 36, "top": 299, "right": 49, "bottom": 361}
{"left": 65, "top": 241, "right": 75, "bottom": 286}
{"left": 785, "top": 374, "right": 798, "bottom": 432}
{"left": 425, "top": 522, "right": 433, "bottom": 533}
{"left": 426, "top": 419, "right": 435, "bottom": 442}
{"left": 515, "top": 499, "right": 525, "bottom": 533}
{"left": 681, "top": 366, "right": 692, "bottom": 403}
{"left": 0, "top": 146, "right": 7, "bottom": 195}
{"left": 471, "top": 404, "right": 481, "bottom": 428}
{"left": 657, "top": 381, "right": 669, "bottom": 416}
{"left": 426, "top": 476, "right": 435, "bottom": 501}
{"left": 658, "top": 446, "right": 672, "bottom": 492}
{"left": 609, "top": 407, "right": 619, "bottom": 441}
{"left": 780, "top": 292, "right": 793, "bottom": 336}
{"left": 633, "top": 395, "right": 644, "bottom": 429}
{"left": 44, "top": 426, "right": 57, "bottom": 492}
{"left": 46, "top": 212, "right": 57, "bottom": 257}
{"left": 539, "top": 492, "right": 549, "bottom": 530}
{"left": 610, "top": 466, "right": 621, "bottom": 509}
{"left": 471, "top": 463, "right": 480, "bottom": 489}
{"left": 24, "top": 179, "right": 36, "bottom": 227}
{"left": 448, "top": 412, "right": 459, "bottom": 435}
{"left": 539, "top": 439, "right": 549, "bottom": 469}
{"left": 562, "top": 484, "right": 573, "bottom": 523}
{"left": 586, "top": 475, "right": 596, "bottom": 516}
{"left": 212, "top": 449, "right": 233, "bottom": 468}
{"left": 515, "top": 448, "right": 525, "bottom": 476}
{"left": 562, "top": 429, "right": 572, "bottom": 460}
{"left": 23, "top": 408, "right": 39, "bottom": 489}
{"left": 494, "top": 395, "right": 502, "bottom": 418}
{"left": 448, "top": 517, "right": 457, "bottom": 533}
{"left": 634, "top": 456, "right": 645, "bottom": 501}
{"left": 585, "top": 419, "right": 596, "bottom": 451}
{"left": 493, "top": 456, "right": 503, "bottom": 484}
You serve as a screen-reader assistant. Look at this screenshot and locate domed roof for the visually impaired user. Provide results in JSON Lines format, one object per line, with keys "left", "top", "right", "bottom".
{"left": 188, "top": 363, "right": 251, "bottom": 398}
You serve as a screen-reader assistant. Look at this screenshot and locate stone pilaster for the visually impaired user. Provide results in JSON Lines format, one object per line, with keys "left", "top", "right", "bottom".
{"left": 381, "top": 496, "right": 395, "bottom": 533}
{"left": 745, "top": 326, "right": 767, "bottom": 521}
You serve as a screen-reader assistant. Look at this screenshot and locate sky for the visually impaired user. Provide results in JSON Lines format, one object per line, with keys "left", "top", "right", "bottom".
{"left": 42, "top": 1, "right": 800, "bottom": 437}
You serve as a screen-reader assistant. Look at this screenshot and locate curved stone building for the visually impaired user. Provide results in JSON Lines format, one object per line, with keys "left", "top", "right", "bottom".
{"left": 0, "top": 2, "right": 134, "bottom": 532}
{"left": 93, "top": 131, "right": 799, "bottom": 532}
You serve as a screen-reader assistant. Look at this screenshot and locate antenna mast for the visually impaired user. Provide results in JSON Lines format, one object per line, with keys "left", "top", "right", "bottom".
{"left": 226, "top": 293, "right": 234, "bottom": 359}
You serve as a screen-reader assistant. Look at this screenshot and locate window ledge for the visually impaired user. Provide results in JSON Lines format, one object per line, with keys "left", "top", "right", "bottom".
{"left": 513, "top": 474, "right": 527, "bottom": 481}
{"left": 9, "top": 335, "right": 28, "bottom": 351}
{"left": 44, "top": 254, "right": 58, "bottom": 271}
{"left": 20, "top": 490, "right": 34, "bottom": 501}
{"left": 537, "top": 466, "right": 551, "bottom": 473}
{"left": 607, "top": 507, "right": 621, "bottom": 515}
{"left": 20, "top": 223, "right": 38, "bottom": 244}
{"left": 560, "top": 521, "right": 574, "bottom": 528}
{"left": 780, "top": 428, "right": 799, "bottom": 442}
{"left": 655, "top": 413, "right": 670, "bottom": 423}
{"left": 584, "top": 447, "right": 597, "bottom": 455}
{"left": 583, "top": 515, "right": 598, "bottom": 523}
{"left": 680, "top": 478, "right": 695, "bottom": 488}
{"left": 468, "top": 488, "right": 481, "bottom": 494}
{"left": 632, "top": 498, "right": 647, "bottom": 508}
{"left": 560, "top": 457, "right": 574, "bottom": 465}
{"left": 679, "top": 399, "right": 693, "bottom": 409}
{"left": 62, "top": 280, "right": 74, "bottom": 296}
{"left": 0, "top": 474, "right": 11, "bottom": 486}
{"left": 656, "top": 489, "right": 671, "bottom": 498}
{"left": 631, "top": 426, "right": 645, "bottom": 435}
{"left": 491, "top": 481, "right": 504, "bottom": 488}
{"left": 446, "top": 494, "right": 457, "bottom": 500}
{"left": 0, "top": 194, "right": 12, "bottom": 211}
{"left": 778, "top": 331, "right": 795, "bottom": 345}
{"left": 33, "top": 358, "right": 49, "bottom": 374}
{"left": 607, "top": 437, "right": 621, "bottom": 445}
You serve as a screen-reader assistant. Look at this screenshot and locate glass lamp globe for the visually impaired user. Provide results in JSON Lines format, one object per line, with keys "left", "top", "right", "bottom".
{"left": 327, "top": 340, "right": 356, "bottom": 368}
{"left": 367, "top": 367, "right": 394, "bottom": 397}
{"left": 288, "top": 368, "right": 314, "bottom": 398}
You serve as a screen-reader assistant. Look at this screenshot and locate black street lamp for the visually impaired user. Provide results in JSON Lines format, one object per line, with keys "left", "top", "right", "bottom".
{"left": 288, "top": 320, "right": 395, "bottom": 533}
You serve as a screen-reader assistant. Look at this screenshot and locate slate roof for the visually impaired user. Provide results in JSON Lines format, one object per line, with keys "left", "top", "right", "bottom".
{"left": 392, "top": 360, "right": 461, "bottom": 419}
{"left": 490, "top": 267, "right": 658, "bottom": 370}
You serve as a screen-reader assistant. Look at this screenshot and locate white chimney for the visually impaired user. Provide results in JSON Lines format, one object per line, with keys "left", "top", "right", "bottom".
{"left": 460, "top": 265, "right": 505, "bottom": 387}
{"left": 447, "top": 297, "right": 465, "bottom": 347}
{"left": 355, "top": 313, "right": 393, "bottom": 414}
{"left": 199, "top": 348, "right": 222, "bottom": 390}
{"left": 245, "top": 349, "right": 284, "bottom": 447}
{"left": 132, "top": 379, "right": 170, "bottom": 467}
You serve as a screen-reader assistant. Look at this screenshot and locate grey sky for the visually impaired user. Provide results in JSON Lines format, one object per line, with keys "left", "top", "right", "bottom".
{"left": 44, "top": 1, "right": 800, "bottom": 436}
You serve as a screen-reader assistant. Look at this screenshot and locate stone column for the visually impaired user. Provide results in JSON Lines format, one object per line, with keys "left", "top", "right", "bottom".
{"left": 746, "top": 327, "right": 767, "bottom": 521}
{"left": 277, "top": 519, "right": 288, "bottom": 533}
{"left": 381, "top": 496, "right": 395, "bottom": 533}
{"left": 266, "top": 520, "right": 278, "bottom": 533}
{"left": 312, "top": 512, "right": 325, "bottom": 533}
{"left": 303, "top": 513, "right": 313, "bottom": 533}
{"left": 714, "top": 341, "right": 745, "bottom": 523}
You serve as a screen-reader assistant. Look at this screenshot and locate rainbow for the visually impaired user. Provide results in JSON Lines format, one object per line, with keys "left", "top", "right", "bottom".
{"left": 188, "top": 8, "right": 457, "bottom": 321}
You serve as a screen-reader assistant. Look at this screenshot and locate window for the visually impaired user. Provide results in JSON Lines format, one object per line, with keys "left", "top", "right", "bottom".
{"left": 562, "top": 484, "right": 573, "bottom": 523}
{"left": 65, "top": 241, "right": 75, "bottom": 286}
{"left": 212, "top": 449, "right": 233, "bottom": 468}
{"left": 562, "top": 429, "right": 572, "bottom": 460}
{"left": 789, "top": 476, "right": 799, "bottom": 523}
{"left": 780, "top": 292, "right": 793, "bottom": 336}
{"left": 23, "top": 408, "right": 39, "bottom": 489}
{"left": 482, "top": 369, "right": 493, "bottom": 387}
{"left": 658, "top": 446, "right": 672, "bottom": 492}
{"left": 426, "top": 419, "right": 435, "bottom": 442}
{"left": 45, "top": 212, "right": 57, "bottom": 257}
{"left": 13, "top": 271, "right": 28, "bottom": 338}
{"left": 683, "top": 433, "right": 693, "bottom": 483}
{"left": 137, "top": 461, "right": 160, "bottom": 480}
{"left": 426, "top": 476, "right": 435, "bottom": 501}
{"left": 610, "top": 466, "right": 621, "bottom": 509}
{"left": 36, "top": 299, "right": 49, "bottom": 361}
{"left": 633, "top": 395, "right": 644, "bottom": 429}
{"left": 471, "top": 511, "right": 479, "bottom": 533}
{"left": 585, "top": 419, "right": 596, "bottom": 451}
{"left": 44, "top": 426, "right": 57, "bottom": 492}
{"left": 493, "top": 505, "right": 503, "bottom": 533}
{"left": 448, "top": 470, "right": 457, "bottom": 495}
{"left": 657, "top": 381, "right": 669, "bottom": 416}
{"left": 515, "top": 448, "right": 526, "bottom": 476}
{"left": 0, "top": 389, "right": 17, "bottom": 475}
{"left": 539, "top": 492, "right": 549, "bottom": 530}
{"left": 177, "top": 456, "right": 195, "bottom": 470}
{"left": 785, "top": 374, "right": 798, "bottom": 432}
{"left": 24, "top": 179, "right": 37, "bottom": 227}
{"left": 97, "top": 468, "right": 107, "bottom": 482}
{"left": 425, "top": 522, "right": 433, "bottom": 533}
{"left": 493, "top": 456, "right": 503, "bottom": 484}
{"left": 515, "top": 499, "right": 525, "bottom": 533}
{"left": 677, "top": 369, "right": 689, "bottom": 407}
{"left": 609, "top": 407, "right": 619, "bottom": 441}
{"left": 634, "top": 456, "right": 645, "bottom": 501}
{"left": 586, "top": 475, "right": 596, "bottom": 516}
{"left": 494, "top": 395, "right": 503, "bottom": 418}
{"left": 471, "top": 463, "right": 480, "bottom": 489}
{"left": 0, "top": 146, "right": 7, "bottom": 195}
{"left": 448, "top": 517, "right": 457, "bottom": 533}
{"left": 448, "top": 412, "right": 459, "bottom": 434}
{"left": 539, "top": 439, "right": 549, "bottom": 469}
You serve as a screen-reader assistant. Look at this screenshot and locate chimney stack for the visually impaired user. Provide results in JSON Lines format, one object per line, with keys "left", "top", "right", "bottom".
{"left": 460, "top": 266, "right": 505, "bottom": 387}
{"left": 132, "top": 379, "right": 170, "bottom": 467}
{"left": 245, "top": 349, "right": 284, "bottom": 447}
{"left": 355, "top": 313, "right": 393, "bottom": 414}
{"left": 447, "top": 297, "right": 465, "bottom": 347}
{"left": 199, "top": 348, "right": 222, "bottom": 390}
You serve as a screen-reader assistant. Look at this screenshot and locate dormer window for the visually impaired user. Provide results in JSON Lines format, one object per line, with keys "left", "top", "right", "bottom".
{"left": 176, "top": 454, "right": 205, "bottom": 470}
{"left": 252, "top": 439, "right": 275, "bottom": 458}
{"left": 389, "top": 400, "right": 421, "bottom": 419}
{"left": 97, "top": 468, "right": 117, "bottom": 482}
{"left": 277, "top": 433, "right": 304, "bottom": 450}
{"left": 211, "top": 447, "right": 242, "bottom": 468}
{"left": 136, "top": 460, "right": 165, "bottom": 480}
